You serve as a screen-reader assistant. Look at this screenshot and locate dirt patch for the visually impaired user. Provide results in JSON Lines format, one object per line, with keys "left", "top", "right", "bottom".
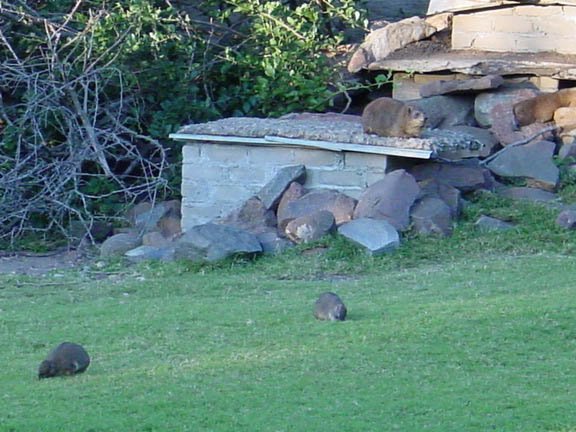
{"left": 0, "top": 250, "right": 90, "bottom": 276}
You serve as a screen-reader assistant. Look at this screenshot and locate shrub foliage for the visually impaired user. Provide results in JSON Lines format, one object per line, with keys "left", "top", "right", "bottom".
{"left": 0, "top": 0, "right": 366, "bottom": 242}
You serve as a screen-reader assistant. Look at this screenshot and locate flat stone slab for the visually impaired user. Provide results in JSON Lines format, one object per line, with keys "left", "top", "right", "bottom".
{"left": 338, "top": 218, "right": 400, "bottom": 255}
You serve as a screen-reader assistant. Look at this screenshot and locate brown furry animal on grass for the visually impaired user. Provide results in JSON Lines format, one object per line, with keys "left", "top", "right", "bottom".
{"left": 314, "top": 292, "right": 347, "bottom": 321}
{"left": 361, "top": 97, "right": 426, "bottom": 138}
{"left": 38, "top": 342, "right": 90, "bottom": 379}
{"left": 513, "top": 88, "right": 576, "bottom": 127}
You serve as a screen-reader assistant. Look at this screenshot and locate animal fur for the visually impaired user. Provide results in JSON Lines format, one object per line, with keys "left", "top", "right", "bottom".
{"left": 513, "top": 88, "right": 576, "bottom": 127}
{"left": 361, "top": 97, "right": 426, "bottom": 138}
{"left": 38, "top": 342, "right": 91, "bottom": 379}
{"left": 314, "top": 292, "right": 347, "bottom": 321}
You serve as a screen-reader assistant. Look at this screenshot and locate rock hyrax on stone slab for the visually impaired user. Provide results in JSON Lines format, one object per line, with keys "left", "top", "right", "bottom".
{"left": 361, "top": 97, "right": 426, "bottom": 138}
{"left": 513, "top": 88, "right": 576, "bottom": 127}
{"left": 314, "top": 292, "right": 347, "bottom": 321}
{"left": 38, "top": 342, "right": 91, "bottom": 379}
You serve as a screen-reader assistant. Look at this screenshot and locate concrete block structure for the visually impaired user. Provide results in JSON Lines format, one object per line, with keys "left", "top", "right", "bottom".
{"left": 180, "top": 142, "right": 391, "bottom": 231}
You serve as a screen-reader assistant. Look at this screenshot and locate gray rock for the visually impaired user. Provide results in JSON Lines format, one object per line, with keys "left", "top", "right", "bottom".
{"left": 219, "top": 196, "right": 276, "bottom": 234}
{"left": 256, "top": 165, "right": 306, "bottom": 210}
{"left": 277, "top": 189, "right": 357, "bottom": 231}
{"left": 420, "top": 75, "right": 504, "bottom": 98}
{"left": 256, "top": 230, "right": 294, "bottom": 254}
{"left": 475, "top": 87, "right": 539, "bottom": 127}
{"left": 558, "top": 142, "right": 576, "bottom": 160}
{"left": 173, "top": 223, "right": 262, "bottom": 262}
{"left": 142, "top": 231, "right": 172, "bottom": 248}
{"left": 129, "top": 200, "right": 181, "bottom": 234}
{"left": 441, "top": 125, "right": 499, "bottom": 159}
{"left": 410, "top": 160, "right": 494, "bottom": 193}
{"left": 284, "top": 210, "right": 335, "bottom": 244}
{"left": 314, "top": 292, "right": 347, "bottom": 321}
{"left": 411, "top": 197, "right": 453, "bottom": 237}
{"left": 485, "top": 140, "right": 559, "bottom": 191}
{"left": 68, "top": 220, "right": 113, "bottom": 243}
{"left": 100, "top": 232, "right": 141, "bottom": 257}
{"left": 556, "top": 209, "right": 576, "bottom": 229}
{"left": 354, "top": 169, "right": 420, "bottom": 231}
{"left": 125, "top": 245, "right": 175, "bottom": 262}
{"left": 408, "top": 95, "right": 477, "bottom": 129}
{"left": 338, "top": 218, "right": 400, "bottom": 255}
{"left": 418, "top": 178, "right": 462, "bottom": 218}
{"left": 475, "top": 215, "right": 515, "bottom": 231}
{"left": 497, "top": 186, "right": 558, "bottom": 203}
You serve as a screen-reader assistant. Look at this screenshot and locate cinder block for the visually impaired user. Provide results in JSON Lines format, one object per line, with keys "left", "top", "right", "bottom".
{"left": 200, "top": 143, "right": 248, "bottom": 165}
{"left": 491, "top": 16, "right": 535, "bottom": 33}
{"left": 228, "top": 165, "right": 269, "bottom": 185}
{"left": 181, "top": 203, "right": 226, "bottom": 230}
{"left": 536, "top": 17, "right": 576, "bottom": 36}
{"left": 315, "top": 169, "right": 365, "bottom": 188}
{"left": 182, "top": 163, "right": 229, "bottom": 182}
{"left": 182, "top": 144, "right": 201, "bottom": 160}
{"left": 181, "top": 179, "right": 213, "bottom": 203}
{"left": 246, "top": 146, "right": 295, "bottom": 165}
{"left": 291, "top": 147, "right": 343, "bottom": 167}
{"left": 344, "top": 152, "right": 388, "bottom": 170}
{"left": 453, "top": 15, "right": 493, "bottom": 32}
{"left": 513, "top": 35, "right": 566, "bottom": 53}
{"left": 451, "top": 30, "right": 476, "bottom": 50}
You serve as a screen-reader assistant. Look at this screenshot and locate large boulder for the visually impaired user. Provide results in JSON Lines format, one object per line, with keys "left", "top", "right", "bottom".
{"left": 354, "top": 169, "right": 420, "bottom": 231}
{"left": 219, "top": 196, "right": 276, "bottom": 234}
{"left": 173, "top": 223, "right": 262, "bottom": 262}
{"left": 277, "top": 189, "right": 357, "bottom": 231}
{"left": 100, "top": 232, "right": 141, "bottom": 257}
{"left": 410, "top": 197, "right": 454, "bottom": 237}
{"left": 284, "top": 210, "right": 336, "bottom": 244}
{"left": 410, "top": 160, "right": 494, "bottom": 192}
{"left": 338, "top": 218, "right": 400, "bottom": 255}
{"left": 485, "top": 140, "right": 559, "bottom": 191}
{"left": 408, "top": 95, "right": 476, "bottom": 129}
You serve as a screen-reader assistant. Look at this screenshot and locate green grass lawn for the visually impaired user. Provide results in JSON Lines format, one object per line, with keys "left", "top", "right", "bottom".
{"left": 2, "top": 196, "right": 576, "bottom": 431}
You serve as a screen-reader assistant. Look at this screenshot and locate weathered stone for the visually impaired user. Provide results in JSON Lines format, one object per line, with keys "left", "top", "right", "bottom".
{"left": 420, "top": 74, "right": 504, "bottom": 98}
{"left": 285, "top": 210, "right": 336, "bottom": 244}
{"left": 256, "top": 230, "right": 294, "bottom": 254}
{"left": 124, "top": 245, "right": 175, "bottom": 262}
{"left": 142, "top": 231, "right": 172, "bottom": 248}
{"left": 485, "top": 140, "right": 559, "bottom": 191}
{"left": 475, "top": 87, "right": 539, "bottom": 128}
{"left": 68, "top": 220, "right": 113, "bottom": 243}
{"left": 410, "top": 160, "right": 494, "bottom": 192}
{"left": 489, "top": 102, "right": 554, "bottom": 146}
{"left": 408, "top": 95, "right": 476, "bottom": 129}
{"left": 100, "top": 232, "right": 141, "bottom": 257}
{"left": 410, "top": 197, "right": 453, "bottom": 237}
{"left": 354, "top": 169, "right": 420, "bottom": 231}
{"left": 338, "top": 218, "right": 400, "bottom": 255}
{"left": 277, "top": 182, "right": 307, "bottom": 222}
{"left": 173, "top": 223, "right": 262, "bottom": 262}
{"left": 475, "top": 215, "right": 515, "bottom": 232}
{"left": 418, "top": 178, "right": 462, "bottom": 218}
{"left": 497, "top": 186, "right": 558, "bottom": 203}
{"left": 256, "top": 165, "right": 306, "bottom": 211}
{"left": 442, "top": 125, "right": 499, "bottom": 158}
{"left": 219, "top": 196, "right": 277, "bottom": 234}
{"left": 277, "top": 189, "right": 357, "bottom": 231}
{"left": 556, "top": 209, "right": 576, "bottom": 229}
{"left": 348, "top": 16, "right": 440, "bottom": 73}
{"left": 558, "top": 142, "right": 576, "bottom": 160}
{"left": 129, "top": 200, "right": 182, "bottom": 234}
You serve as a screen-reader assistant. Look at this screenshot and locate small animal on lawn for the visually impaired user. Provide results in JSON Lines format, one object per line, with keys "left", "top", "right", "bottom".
{"left": 361, "top": 97, "right": 426, "bottom": 138}
{"left": 38, "top": 342, "right": 91, "bottom": 379}
{"left": 314, "top": 292, "right": 347, "bottom": 321}
{"left": 513, "top": 88, "right": 576, "bottom": 127}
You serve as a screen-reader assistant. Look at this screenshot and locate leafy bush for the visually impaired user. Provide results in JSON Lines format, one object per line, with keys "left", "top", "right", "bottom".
{"left": 0, "top": 0, "right": 367, "bottom": 242}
